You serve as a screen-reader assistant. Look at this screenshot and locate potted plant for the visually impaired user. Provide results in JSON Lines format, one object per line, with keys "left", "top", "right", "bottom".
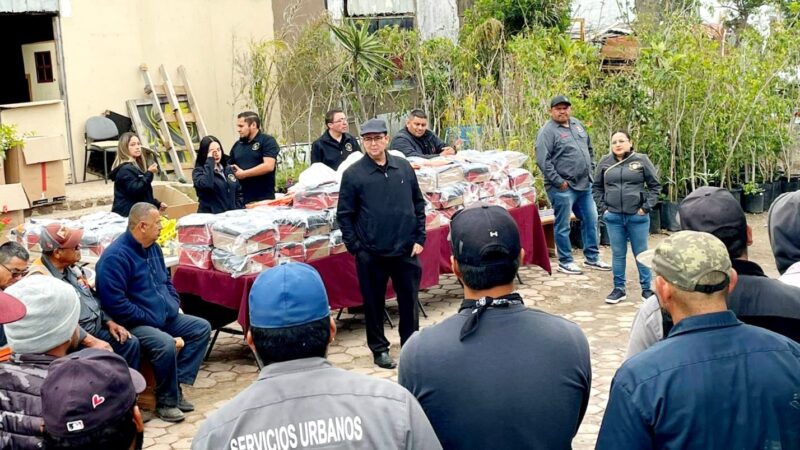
{"left": 0, "top": 123, "right": 23, "bottom": 183}
{"left": 742, "top": 182, "right": 765, "bottom": 213}
{"left": 648, "top": 202, "right": 662, "bottom": 234}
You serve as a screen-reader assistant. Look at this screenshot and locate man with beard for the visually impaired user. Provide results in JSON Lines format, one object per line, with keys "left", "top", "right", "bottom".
{"left": 0, "top": 277, "right": 82, "bottom": 449}
{"left": 41, "top": 349, "right": 147, "bottom": 450}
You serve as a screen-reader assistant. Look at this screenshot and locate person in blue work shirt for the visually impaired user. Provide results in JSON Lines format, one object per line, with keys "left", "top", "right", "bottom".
{"left": 337, "top": 118, "right": 427, "bottom": 369}
{"left": 229, "top": 111, "right": 280, "bottom": 204}
{"left": 597, "top": 231, "right": 800, "bottom": 450}
{"left": 96, "top": 202, "right": 211, "bottom": 423}
{"left": 535, "top": 95, "right": 610, "bottom": 275}
{"left": 192, "top": 263, "right": 441, "bottom": 450}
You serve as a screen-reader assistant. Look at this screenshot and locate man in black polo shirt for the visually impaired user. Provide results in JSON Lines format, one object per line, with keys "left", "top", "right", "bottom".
{"left": 399, "top": 204, "right": 592, "bottom": 449}
{"left": 390, "top": 109, "right": 455, "bottom": 159}
{"left": 229, "top": 111, "right": 280, "bottom": 204}
{"left": 337, "top": 118, "right": 427, "bottom": 369}
{"left": 310, "top": 109, "right": 361, "bottom": 170}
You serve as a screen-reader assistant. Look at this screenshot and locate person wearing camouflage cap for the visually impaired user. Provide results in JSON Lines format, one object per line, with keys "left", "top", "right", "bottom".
{"left": 626, "top": 187, "right": 800, "bottom": 358}
{"left": 597, "top": 231, "right": 800, "bottom": 450}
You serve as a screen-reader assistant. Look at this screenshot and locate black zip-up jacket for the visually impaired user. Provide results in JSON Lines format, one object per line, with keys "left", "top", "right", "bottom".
{"left": 593, "top": 152, "right": 661, "bottom": 214}
{"left": 390, "top": 127, "right": 447, "bottom": 159}
{"left": 337, "top": 152, "right": 426, "bottom": 257}
{"left": 310, "top": 130, "right": 362, "bottom": 170}
{"left": 109, "top": 162, "right": 161, "bottom": 217}
{"left": 192, "top": 158, "right": 242, "bottom": 214}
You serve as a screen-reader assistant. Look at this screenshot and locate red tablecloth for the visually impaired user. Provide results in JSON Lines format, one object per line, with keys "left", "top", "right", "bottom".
{"left": 173, "top": 204, "right": 551, "bottom": 331}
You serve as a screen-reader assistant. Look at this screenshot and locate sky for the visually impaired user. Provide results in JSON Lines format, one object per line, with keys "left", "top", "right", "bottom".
{"left": 571, "top": 0, "right": 748, "bottom": 35}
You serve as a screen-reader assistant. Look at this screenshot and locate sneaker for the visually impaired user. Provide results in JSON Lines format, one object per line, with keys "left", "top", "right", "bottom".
{"left": 155, "top": 406, "right": 185, "bottom": 423}
{"left": 605, "top": 287, "right": 627, "bottom": 304}
{"left": 557, "top": 262, "right": 583, "bottom": 275}
{"left": 641, "top": 289, "right": 656, "bottom": 301}
{"left": 585, "top": 259, "right": 612, "bottom": 271}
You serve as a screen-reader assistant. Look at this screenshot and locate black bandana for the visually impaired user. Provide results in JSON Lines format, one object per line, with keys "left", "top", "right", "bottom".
{"left": 458, "top": 293, "right": 524, "bottom": 341}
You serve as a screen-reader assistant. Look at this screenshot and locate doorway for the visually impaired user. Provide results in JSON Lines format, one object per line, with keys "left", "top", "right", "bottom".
{"left": 0, "top": 14, "right": 58, "bottom": 104}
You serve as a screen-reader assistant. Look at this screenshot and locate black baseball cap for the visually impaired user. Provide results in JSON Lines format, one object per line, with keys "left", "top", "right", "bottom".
{"left": 359, "top": 119, "right": 388, "bottom": 135}
{"left": 41, "top": 349, "right": 146, "bottom": 438}
{"left": 678, "top": 187, "right": 748, "bottom": 249}
{"left": 550, "top": 95, "right": 571, "bottom": 107}
{"left": 450, "top": 203, "right": 521, "bottom": 266}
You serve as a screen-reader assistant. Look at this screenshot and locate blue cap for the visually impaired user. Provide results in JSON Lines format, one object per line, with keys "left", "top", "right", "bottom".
{"left": 249, "top": 263, "right": 330, "bottom": 328}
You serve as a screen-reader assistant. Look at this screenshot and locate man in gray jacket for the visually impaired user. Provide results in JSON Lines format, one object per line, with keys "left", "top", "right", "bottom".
{"left": 192, "top": 263, "right": 441, "bottom": 450}
{"left": 536, "top": 95, "right": 610, "bottom": 275}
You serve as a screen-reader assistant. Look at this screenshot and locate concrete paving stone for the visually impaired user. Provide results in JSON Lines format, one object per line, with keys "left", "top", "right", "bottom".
{"left": 231, "top": 364, "right": 258, "bottom": 374}
{"left": 209, "top": 371, "right": 239, "bottom": 382}
{"left": 204, "top": 363, "right": 234, "bottom": 373}
{"left": 192, "top": 377, "right": 218, "bottom": 388}
{"left": 572, "top": 316, "right": 597, "bottom": 322}
{"left": 573, "top": 311, "right": 593, "bottom": 316}
{"left": 345, "top": 346, "right": 373, "bottom": 357}
{"left": 596, "top": 331, "right": 620, "bottom": 337}
{"left": 146, "top": 419, "right": 172, "bottom": 429}
{"left": 166, "top": 423, "right": 198, "bottom": 438}
{"left": 145, "top": 427, "right": 166, "bottom": 438}
{"left": 172, "top": 437, "right": 194, "bottom": 449}
{"left": 145, "top": 444, "right": 172, "bottom": 450}
{"left": 142, "top": 438, "right": 156, "bottom": 448}
{"left": 328, "top": 353, "right": 355, "bottom": 364}
{"left": 154, "top": 434, "right": 179, "bottom": 445}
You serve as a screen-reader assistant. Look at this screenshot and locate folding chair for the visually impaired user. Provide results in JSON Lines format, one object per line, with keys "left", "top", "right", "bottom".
{"left": 83, "top": 116, "right": 119, "bottom": 183}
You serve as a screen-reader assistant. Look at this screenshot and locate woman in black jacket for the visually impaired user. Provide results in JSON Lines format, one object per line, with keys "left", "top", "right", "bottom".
{"left": 109, "top": 132, "right": 165, "bottom": 217}
{"left": 593, "top": 131, "right": 661, "bottom": 304}
{"left": 192, "top": 136, "right": 241, "bottom": 214}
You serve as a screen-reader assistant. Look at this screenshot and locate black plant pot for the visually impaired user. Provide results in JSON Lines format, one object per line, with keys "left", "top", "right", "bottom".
{"left": 764, "top": 181, "right": 780, "bottom": 208}
{"left": 569, "top": 219, "right": 583, "bottom": 249}
{"left": 780, "top": 176, "right": 800, "bottom": 193}
{"left": 598, "top": 219, "right": 610, "bottom": 246}
{"left": 728, "top": 185, "right": 743, "bottom": 204}
{"left": 758, "top": 183, "right": 772, "bottom": 209}
{"left": 743, "top": 192, "right": 765, "bottom": 213}
{"left": 660, "top": 201, "right": 681, "bottom": 231}
{"left": 649, "top": 204, "right": 661, "bottom": 234}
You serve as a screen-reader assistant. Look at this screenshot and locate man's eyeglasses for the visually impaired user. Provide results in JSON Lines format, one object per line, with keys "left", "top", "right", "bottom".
{"left": 362, "top": 136, "right": 385, "bottom": 143}
{"left": 0, "top": 262, "right": 28, "bottom": 278}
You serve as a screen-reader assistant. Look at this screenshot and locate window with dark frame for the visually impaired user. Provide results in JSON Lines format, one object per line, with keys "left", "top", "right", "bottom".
{"left": 34, "top": 51, "right": 54, "bottom": 83}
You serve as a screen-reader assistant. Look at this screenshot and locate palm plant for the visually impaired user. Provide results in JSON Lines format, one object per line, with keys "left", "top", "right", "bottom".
{"left": 329, "top": 20, "right": 397, "bottom": 129}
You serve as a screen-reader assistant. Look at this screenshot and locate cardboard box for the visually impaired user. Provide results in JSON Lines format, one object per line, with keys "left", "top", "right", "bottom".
{"left": 0, "top": 183, "right": 30, "bottom": 244}
{"left": 153, "top": 185, "right": 198, "bottom": 220}
{"left": 3, "top": 136, "right": 69, "bottom": 206}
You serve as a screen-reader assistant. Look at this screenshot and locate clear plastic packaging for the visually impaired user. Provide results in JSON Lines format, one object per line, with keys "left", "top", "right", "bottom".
{"left": 304, "top": 234, "right": 331, "bottom": 261}
{"left": 508, "top": 168, "right": 534, "bottom": 190}
{"left": 426, "top": 182, "right": 468, "bottom": 209}
{"left": 497, "top": 190, "right": 522, "bottom": 209}
{"left": 176, "top": 213, "right": 219, "bottom": 246}
{"left": 433, "top": 163, "right": 465, "bottom": 187}
{"left": 460, "top": 162, "right": 491, "bottom": 183}
{"left": 178, "top": 245, "right": 213, "bottom": 269}
{"left": 211, "top": 248, "right": 276, "bottom": 278}
{"left": 79, "top": 213, "right": 127, "bottom": 257}
{"left": 415, "top": 167, "right": 437, "bottom": 193}
{"left": 276, "top": 242, "right": 306, "bottom": 263}
{"left": 329, "top": 230, "right": 346, "bottom": 254}
{"left": 517, "top": 186, "right": 537, "bottom": 206}
{"left": 293, "top": 183, "right": 340, "bottom": 210}
{"left": 211, "top": 214, "right": 279, "bottom": 257}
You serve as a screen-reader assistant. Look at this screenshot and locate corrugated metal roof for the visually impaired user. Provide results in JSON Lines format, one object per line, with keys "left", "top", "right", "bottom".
{"left": 0, "top": 0, "right": 60, "bottom": 13}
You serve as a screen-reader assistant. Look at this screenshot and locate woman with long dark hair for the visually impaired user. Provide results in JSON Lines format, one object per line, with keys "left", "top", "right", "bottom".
{"left": 593, "top": 130, "right": 661, "bottom": 304}
{"left": 192, "top": 136, "right": 241, "bottom": 213}
{"left": 110, "top": 132, "right": 165, "bottom": 217}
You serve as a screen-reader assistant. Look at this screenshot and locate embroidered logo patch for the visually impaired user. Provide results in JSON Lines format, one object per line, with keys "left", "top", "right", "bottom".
{"left": 345, "top": 143, "right": 353, "bottom": 153}
{"left": 91, "top": 394, "right": 105, "bottom": 409}
{"left": 227, "top": 174, "right": 237, "bottom": 183}
{"left": 629, "top": 162, "right": 643, "bottom": 171}
{"left": 251, "top": 142, "right": 261, "bottom": 151}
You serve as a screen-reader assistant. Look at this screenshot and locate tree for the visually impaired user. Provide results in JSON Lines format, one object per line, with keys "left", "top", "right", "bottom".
{"left": 465, "top": 0, "right": 572, "bottom": 36}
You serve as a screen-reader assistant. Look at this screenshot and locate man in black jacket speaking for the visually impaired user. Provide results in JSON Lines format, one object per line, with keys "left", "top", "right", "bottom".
{"left": 337, "top": 118, "right": 427, "bottom": 369}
